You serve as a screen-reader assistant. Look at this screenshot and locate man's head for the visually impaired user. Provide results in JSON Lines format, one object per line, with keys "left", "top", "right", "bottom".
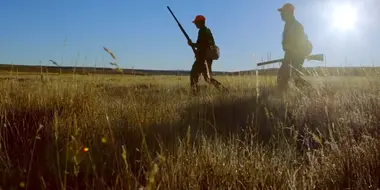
{"left": 278, "top": 3, "right": 295, "bottom": 22}
{"left": 192, "top": 15, "right": 206, "bottom": 29}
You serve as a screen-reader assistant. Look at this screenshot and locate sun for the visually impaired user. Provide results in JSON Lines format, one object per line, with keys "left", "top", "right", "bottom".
{"left": 331, "top": 4, "right": 358, "bottom": 31}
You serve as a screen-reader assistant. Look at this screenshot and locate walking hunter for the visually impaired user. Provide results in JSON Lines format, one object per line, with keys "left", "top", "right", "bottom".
{"left": 187, "top": 15, "right": 225, "bottom": 94}
{"left": 277, "top": 3, "right": 313, "bottom": 92}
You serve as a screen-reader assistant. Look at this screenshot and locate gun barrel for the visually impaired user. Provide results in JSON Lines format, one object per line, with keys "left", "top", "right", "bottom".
{"left": 256, "top": 54, "right": 324, "bottom": 66}
{"left": 257, "top": 59, "right": 283, "bottom": 66}
{"left": 167, "top": 6, "right": 197, "bottom": 55}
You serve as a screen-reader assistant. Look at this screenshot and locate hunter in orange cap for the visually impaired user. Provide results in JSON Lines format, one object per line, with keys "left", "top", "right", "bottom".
{"left": 192, "top": 15, "right": 206, "bottom": 23}
{"left": 187, "top": 14, "right": 226, "bottom": 94}
{"left": 276, "top": 3, "right": 313, "bottom": 92}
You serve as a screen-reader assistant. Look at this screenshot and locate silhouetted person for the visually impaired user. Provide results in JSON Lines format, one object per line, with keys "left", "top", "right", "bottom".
{"left": 188, "top": 15, "right": 225, "bottom": 94}
{"left": 277, "top": 3, "right": 313, "bottom": 92}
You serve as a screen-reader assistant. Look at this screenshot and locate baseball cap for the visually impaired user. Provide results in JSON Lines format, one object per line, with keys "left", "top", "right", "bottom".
{"left": 278, "top": 3, "right": 295, "bottom": 12}
{"left": 192, "top": 15, "right": 206, "bottom": 23}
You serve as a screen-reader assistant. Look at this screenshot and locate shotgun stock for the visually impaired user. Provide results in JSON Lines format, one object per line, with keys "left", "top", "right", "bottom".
{"left": 257, "top": 54, "right": 324, "bottom": 66}
{"left": 167, "top": 6, "right": 197, "bottom": 55}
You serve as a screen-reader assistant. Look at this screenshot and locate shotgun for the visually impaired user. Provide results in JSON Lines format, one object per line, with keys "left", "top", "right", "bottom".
{"left": 167, "top": 6, "right": 197, "bottom": 55}
{"left": 257, "top": 54, "right": 324, "bottom": 66}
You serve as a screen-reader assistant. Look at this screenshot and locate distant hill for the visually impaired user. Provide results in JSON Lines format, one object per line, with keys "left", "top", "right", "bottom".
{"left": 0, "top": 64, "right": 380, "bottom": 76}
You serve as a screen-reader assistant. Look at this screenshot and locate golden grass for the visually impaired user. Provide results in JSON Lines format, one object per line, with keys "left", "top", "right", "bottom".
{"left": 1, "top": 73, "right": 380, "bottom": 189}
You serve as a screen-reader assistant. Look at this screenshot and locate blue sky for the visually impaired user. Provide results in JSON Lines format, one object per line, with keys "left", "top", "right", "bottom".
{"left": 0, "top": 0, "right": 379, "bottom": 71}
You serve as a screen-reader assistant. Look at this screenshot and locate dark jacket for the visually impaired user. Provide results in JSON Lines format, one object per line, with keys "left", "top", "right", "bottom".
{"left": 282, "top": 18, "right": 307, "bottom": 56}
{"left": 195, "top": 25, "right": 215, "bottom": 56}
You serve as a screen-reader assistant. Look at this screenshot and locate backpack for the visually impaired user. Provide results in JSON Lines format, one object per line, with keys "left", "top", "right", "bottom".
{"left": 287, "top": 20, "right": 313, "bottom": 57}
{"left": 302, "top": 34, "right": 313, "bottom": 56}
{"left": 208, "top": 45, "right": 220, "bottom": 60}
{"left": 206, "top": 28, "right": 220, "bottom": 60}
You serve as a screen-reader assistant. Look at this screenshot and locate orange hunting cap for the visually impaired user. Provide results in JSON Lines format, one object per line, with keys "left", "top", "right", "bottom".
{"left": 192, "top": 15, "right": 206, "bottom": 23}
{"left": 278, "top": 3, "right": 295, "bottom": 13}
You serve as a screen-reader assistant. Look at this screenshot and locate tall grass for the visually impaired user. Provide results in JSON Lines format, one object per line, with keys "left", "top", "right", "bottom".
{"left": 0, "top": 74, "right": 380, "bottom": 189}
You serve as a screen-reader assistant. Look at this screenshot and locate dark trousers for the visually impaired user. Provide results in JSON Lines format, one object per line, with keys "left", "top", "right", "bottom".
{"left": 277, "top": 53, "right": 310, "bottom": 91}
{"left": 190, "top": 56, "right": 222, "bottom": 93}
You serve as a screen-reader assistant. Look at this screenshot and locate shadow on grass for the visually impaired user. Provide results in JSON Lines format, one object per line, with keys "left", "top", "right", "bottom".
{"left": 1, "top": 87, "right": 324, "bottom": 189}
{"left": 2, "top": 84, "right": 378, "bottom": 189}
{"left": 111, "top": 87, "right": 334, "bottom": 187}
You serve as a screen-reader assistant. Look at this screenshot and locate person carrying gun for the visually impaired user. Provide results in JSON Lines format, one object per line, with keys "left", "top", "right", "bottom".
{"left": 277, "top": 3, "right": 313, "bottom": 92}
{"left": 187, "top": 15, "right": 225, "bottom": 94}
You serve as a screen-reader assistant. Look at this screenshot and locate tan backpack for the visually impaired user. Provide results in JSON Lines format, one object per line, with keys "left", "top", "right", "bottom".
{"left": 206, "top": 28, "right": 220, "bottom": 60}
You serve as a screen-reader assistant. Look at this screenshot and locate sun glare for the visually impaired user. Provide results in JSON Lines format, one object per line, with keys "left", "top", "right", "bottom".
{"left": 331, "top": 4, "right": 358, "bottom": 31}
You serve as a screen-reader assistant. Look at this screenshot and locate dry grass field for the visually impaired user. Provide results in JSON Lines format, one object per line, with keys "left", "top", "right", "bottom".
{"left": 1, "top": 72, "right": 380, "bottom": 189}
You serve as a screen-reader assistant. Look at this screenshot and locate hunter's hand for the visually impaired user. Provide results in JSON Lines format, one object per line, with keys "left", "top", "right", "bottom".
{"left": 188, "top": 40, "right": 193, "bottom": 47}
